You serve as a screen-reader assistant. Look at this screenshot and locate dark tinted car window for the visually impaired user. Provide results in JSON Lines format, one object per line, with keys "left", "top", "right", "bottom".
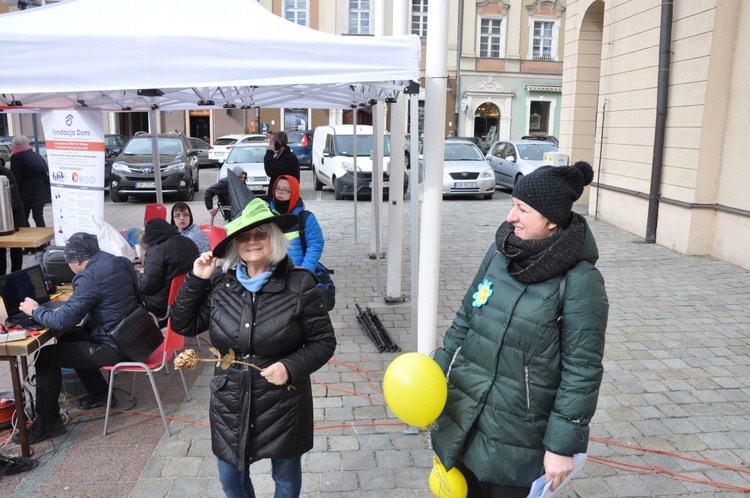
{"left": 214, "top": 138, "right": 238, "bottom": 146}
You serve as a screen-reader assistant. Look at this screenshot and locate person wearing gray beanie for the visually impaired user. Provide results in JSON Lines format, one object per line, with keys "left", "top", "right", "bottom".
{"left": 430, "top": 160, "right": 608, "bottom": 496}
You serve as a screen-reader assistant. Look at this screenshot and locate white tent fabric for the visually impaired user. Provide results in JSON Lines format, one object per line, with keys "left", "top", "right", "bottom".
{"left": 0, "top": 0, "right": 421, "bottom": 110}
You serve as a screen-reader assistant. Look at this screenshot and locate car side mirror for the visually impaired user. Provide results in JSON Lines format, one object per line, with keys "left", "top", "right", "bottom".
{"left": 322, "top": 148, "right": 330, "bottom": 157}
{"left": 188, "top": 150, "right": 200, "bottom": 157}
{"left": 507, "top": 155, "right": 516, "bottom": 162}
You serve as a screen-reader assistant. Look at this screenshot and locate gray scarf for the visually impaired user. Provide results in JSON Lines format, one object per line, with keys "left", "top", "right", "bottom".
{"left": 495, "top": 213, "right": 586, "bottom": 283}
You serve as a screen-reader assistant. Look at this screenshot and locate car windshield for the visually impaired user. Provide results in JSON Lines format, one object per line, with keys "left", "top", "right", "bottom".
{"left": 334, "top": 135, "right": 391, "bottom": 157}
{"left": 445, "top": 143, "right": 485, "bottom": 161}
{"left": 227, "top": 146, "right": 266, "bottom": 163}
{"left": 516, "top": 143, "right": 558, "bottom": 160}
{"left": 105, "top": 135, "right": 126, "bottom": 147}
{"left": 214, "top": 138, "right": 238, "bottom": 146}
{"left": 123, "top": 138, "right": 184, "bottom": 156}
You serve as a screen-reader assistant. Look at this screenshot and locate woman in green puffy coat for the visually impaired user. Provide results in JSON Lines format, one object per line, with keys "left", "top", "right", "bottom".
{"left": 430, "top": 161, "right": 608, "bottom": 497}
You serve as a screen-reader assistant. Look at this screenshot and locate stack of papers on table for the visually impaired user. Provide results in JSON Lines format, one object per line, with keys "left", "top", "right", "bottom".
{"left": 527, "top": 453, "right": 587, "bottom": 498}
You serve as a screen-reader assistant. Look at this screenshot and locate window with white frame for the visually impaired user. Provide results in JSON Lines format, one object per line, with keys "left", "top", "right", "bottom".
{"left": 349, "top": 0, "right": 371, "bottom": 35}
{"left": 285, "top": 0, "right": 308, "bottom": 27}
{"left": 528, "top": 17, "right": 560, "bottom": 61}
{"left": 411, "top": 0, "right": 428, "bottom": 37}
{"left": 478, "top": 17, "right": 506, "bottom": 58}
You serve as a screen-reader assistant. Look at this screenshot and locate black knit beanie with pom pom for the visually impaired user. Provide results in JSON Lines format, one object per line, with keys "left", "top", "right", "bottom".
{"left": 511, "top": 161, "right": 594, "bottom": 226}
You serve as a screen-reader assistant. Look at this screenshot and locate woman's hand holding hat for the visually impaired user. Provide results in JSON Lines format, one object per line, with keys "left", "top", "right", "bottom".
{"left": 193, "top": 251, "right": 218, "bottom": 279}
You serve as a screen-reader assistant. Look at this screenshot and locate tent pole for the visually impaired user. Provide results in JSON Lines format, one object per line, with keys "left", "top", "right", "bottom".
{"left": 149, "top": 110, "right": 164, "bottom": 205}
{"left": 353, "top": 108, "right": 358, "bottom": 244}
{"left": 409, "top": 93, "right": 420, "bottom": 352}
{"left": 371, "top": 103, "right": 383, "bottom": 297}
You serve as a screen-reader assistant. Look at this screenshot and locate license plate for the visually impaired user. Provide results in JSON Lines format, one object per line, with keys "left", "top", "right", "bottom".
{"left": 249, "top": 185, "right": 265, "bottom": 191}
{"left": 135, "top": 182, "right": 155, "bottom": 189}
{"left": 367, "top": 181, "right": 390, "bottom": 188}
{"left": 454, "top": 182, "right": 477, "bottom": 189}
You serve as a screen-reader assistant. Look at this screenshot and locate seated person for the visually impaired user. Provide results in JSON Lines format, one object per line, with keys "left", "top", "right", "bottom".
{"left": 138, "top": 218, "right": 198, "bottom": 316}
{"left": 204, "top": 167, "right": 247, "bottom": 222}
{"left": 14, "top": 233, "right": 140, "bottom": 445}
{"left": 269, "top": 175, "right": 324, "bottom": 273}
{"left": 171, "top": 202, "right": 210, "bottom": 253}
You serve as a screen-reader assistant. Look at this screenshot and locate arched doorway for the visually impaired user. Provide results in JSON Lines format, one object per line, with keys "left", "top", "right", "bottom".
{"left": 474, "top": 102, "right": 500, "bottom": 142}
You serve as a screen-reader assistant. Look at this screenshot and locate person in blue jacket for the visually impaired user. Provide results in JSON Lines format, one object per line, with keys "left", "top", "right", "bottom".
{"left": 171, "top": 202, "right": 210, "bottom": 253}
{"left": 269, "top": 175, "right": 324, "bottom": 273}
{"left": 15, "top": 233, "right": 140, "bottom": 444}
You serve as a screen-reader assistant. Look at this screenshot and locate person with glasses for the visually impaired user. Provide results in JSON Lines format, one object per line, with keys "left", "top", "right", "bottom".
{"left": 269, "top": 175, "right": 324, "bottom": 274}
{"left": 171, "top": 197, "right": 336, "bottom": 498}
{"left": 264, "top": 131, "right": 300, "bottom": 201}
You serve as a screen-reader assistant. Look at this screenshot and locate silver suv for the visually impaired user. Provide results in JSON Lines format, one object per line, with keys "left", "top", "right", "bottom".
{"left": 486, "top": 139, "right": 559, "bottom": 189}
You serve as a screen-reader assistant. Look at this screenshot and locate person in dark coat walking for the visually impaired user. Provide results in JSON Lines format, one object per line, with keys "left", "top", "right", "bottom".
{"left": 0, "top": 157, "right": 29, "bottom": 275}
{"left": 430, "top": 162, "right": 608, "bottom": 497}
{"left": 264, "top": 131, "right": 300, "bottom": 201}
{"left": 204, "top": 166, "right": 246, "bottom": 222}
{"left": 9, "top": 135, "right": 49, "bottom": 227}
{"left": 14, "top": 233, "right": 140, "bottom": 445}
{"left": 138, "top": 218, "right": 198, "bottom": 316}
{"left": 171, "top": 198, "right": 336, "bottom": 498}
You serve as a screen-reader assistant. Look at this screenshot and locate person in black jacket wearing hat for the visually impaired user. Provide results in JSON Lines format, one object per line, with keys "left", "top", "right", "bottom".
{"left": 264, "top": 131, "right": 300, "bottom": 201}
{"left": 14, "top": 233, "right": 140, "bottom": 445}
{"left": 171, "top": 197, "right": 335, "bottom": 498}
{"left": 138, "top": 218, "right": 198, "bottom": 316}
{"left": 9, "top": 135, "right": 49, "bottom": 228}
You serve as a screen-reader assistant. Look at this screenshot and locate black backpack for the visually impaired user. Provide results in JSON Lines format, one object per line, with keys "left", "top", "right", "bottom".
{"left": 298, "top": 210, "right": 335, "bottom": 311}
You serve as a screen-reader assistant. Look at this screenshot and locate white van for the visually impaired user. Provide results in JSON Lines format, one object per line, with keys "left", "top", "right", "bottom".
{"left": 312, "top": 125, "right": 407, "bottom": 200}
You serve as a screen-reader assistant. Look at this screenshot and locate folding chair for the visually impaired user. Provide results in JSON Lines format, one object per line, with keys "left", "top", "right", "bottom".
{"left": 144, "top": 202, "right": 167, "bottom": 222}
{"left": 199, "top": 224, "right": 227, "bottom": 251}
{"left": 102, "top": 274, "right": 190, "bottom": 436}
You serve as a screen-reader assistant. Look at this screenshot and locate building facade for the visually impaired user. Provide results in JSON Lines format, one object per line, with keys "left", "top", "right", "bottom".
{"left": 561, "top": 0, "right": 750, "bottom": 270}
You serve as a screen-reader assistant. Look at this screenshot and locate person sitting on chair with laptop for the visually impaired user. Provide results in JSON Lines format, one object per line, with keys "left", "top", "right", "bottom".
{"left": 12, "top": 233, "right": 141, "bottom": 445}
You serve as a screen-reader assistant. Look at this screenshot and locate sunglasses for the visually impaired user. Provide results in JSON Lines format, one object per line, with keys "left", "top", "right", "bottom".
{"left": 235, "top": 230, "right": 269, "bottom": 244}
{"left": 274, "top": 187, "right": 291, "bottom": 194}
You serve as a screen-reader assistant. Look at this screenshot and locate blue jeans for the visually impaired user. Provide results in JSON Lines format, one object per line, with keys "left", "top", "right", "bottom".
{"left": 217, "top": 456, "right": 302, "bottom": 498}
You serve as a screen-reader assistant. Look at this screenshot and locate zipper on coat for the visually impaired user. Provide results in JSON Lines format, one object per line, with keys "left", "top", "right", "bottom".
{"left": 524, "top": 365, "right": 530, "bottom": 411}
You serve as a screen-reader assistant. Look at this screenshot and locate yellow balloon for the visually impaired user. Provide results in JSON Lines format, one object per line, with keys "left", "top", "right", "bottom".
{"left": 428, "top": 457, "right": 468, "bottom": 498}
{"left": 382, "top": 352, "right": 447, "bottom": 428}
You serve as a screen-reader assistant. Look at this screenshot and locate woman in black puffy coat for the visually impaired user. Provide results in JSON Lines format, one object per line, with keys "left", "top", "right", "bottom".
{"left": 138, "top": 218, "right": 198, "bottom": 316}
{"left": 171, "top": 198, "right": 336, "bottom": 498}
{"left": 9, "top": 135, "right": 49, "bottom": 227}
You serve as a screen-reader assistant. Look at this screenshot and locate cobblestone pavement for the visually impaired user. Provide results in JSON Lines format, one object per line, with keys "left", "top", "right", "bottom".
{"left": 5, "top": 168, "right": 750, "bottom": 497}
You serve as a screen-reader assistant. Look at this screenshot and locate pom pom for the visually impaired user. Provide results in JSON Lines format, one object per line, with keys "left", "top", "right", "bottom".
{"left": 573, "top": 160, "right": 594, "bottom": 186}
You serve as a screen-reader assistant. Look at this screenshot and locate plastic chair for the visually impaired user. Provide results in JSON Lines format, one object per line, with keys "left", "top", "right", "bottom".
{"left": 144, "top": 202, "right": 167, "bottom": 222}
{"left": 199, "top": 224, "right": 228, "bottom": 251}
{"left": 102, "top": 274, "right": 190, "bottom": 436}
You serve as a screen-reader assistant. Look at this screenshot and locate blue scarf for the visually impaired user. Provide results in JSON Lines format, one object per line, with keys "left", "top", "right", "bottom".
{"left": 236, "top": 263, "right": 273, "bottom": 292}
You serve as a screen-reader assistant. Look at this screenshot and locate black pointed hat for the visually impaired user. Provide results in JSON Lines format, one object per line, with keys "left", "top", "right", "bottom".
{"left": 227, "top": 168, "right": 255, "bottom": 219}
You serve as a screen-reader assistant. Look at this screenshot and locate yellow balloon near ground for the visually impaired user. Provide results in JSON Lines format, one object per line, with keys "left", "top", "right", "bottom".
{"left": 429, "top": 458, "right": 468, "bottom": 498}
{"left": 382, "top": 352, "right": 447, "bottom": 428}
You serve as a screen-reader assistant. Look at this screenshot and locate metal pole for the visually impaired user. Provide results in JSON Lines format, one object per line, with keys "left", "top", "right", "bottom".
{"left": 410, "top": 93, "right": 420, "bottom": 352}
{"left": 353, "top": 109, "right": 358, "bottom": 243}
{"left": 149, "top": 110, "right": 164, "bottom": 205}
{"left": 595, "top": 101, "right": 606, "bottom": 220}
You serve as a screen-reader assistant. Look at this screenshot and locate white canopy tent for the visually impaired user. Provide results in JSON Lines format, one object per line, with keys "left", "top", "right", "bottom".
{"left": 0, "top": 0, "right": 420, "bottom": 111}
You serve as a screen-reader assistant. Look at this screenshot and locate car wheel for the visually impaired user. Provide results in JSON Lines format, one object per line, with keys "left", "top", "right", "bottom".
{"left": 404, "top": 152, "right": 410, "bottom": 170}
{"left": 484, "top": 191, "right": 494, "bottom": 200}
{"left": 333, "top": 177, "right": 344, "bottom": 200}
{"left": 313, "top": 168, "right": 324, "bottom": 191}
{"left": 109, "top": 190, "right": 127, "bottom": 203}
{"left": 193, "top": 172, "right": 200, "bottom": 192}
{"left": 180, "top": 187, "right": 195, "bottom": 202}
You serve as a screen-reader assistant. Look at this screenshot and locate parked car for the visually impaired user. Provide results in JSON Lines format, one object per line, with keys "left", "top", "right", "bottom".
{"left": 403, "top": 133, "right": 423, "bottom": 170}
{"left": 312, "top": 124, "right": 408, "bottom": 200}
{"left": 109, "top": 132, "right": 200, "bottom": 202}
{"left": 217, "top": 142, "right": 271, "bottom": 197}
{"left": 187, "top": 136, "right": 214, "bottom": 168}
{"left": 447, "top": 136, "right": 490, "bottom": 155}
{"left": 104, "top": 134, "right": 129, "bottom": 186}
{"left": 486, "top": 139, "right": 559, "bottom": 189}
{"left": 208, "top": 134, "right": 266, "bottom": 165}
{"left": 0, "top": 143, "right": 10, "bottom": 163}
{"left": 411, "top": 140, "right": 495, "bottom": 199}
{"left": 286, "top": 130, "right": 313, "bottom": 167}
